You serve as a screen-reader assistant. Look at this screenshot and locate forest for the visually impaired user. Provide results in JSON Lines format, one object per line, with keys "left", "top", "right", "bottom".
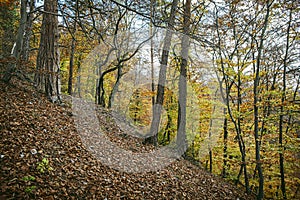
{"left": 0, "top": 0, "right": 299, "bottom": 199}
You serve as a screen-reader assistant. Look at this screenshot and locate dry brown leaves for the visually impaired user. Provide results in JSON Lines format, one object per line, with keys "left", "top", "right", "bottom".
{"left": 0, "top": 78, "right": 255, "bottom": 200}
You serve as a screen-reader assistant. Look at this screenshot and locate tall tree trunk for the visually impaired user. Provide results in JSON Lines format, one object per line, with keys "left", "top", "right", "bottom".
{"left": 253, "top": 1, "right": 272, "bottom": 199}
{"left": 150, "top": 0, "right": 155, "bottom": 112}
{"left": 148, "top": 0, "right": 179, "bottom": 146}
{"left": 67, "top": 0, "right": 79, "bottom": 95}
{"left": 68, "top": 34, "right": 76, "bottom": 95}
{"left": 2, "top": 0, "right": 27, "bottom": 82}
{"left": 0, "top": 3, "right": 16, "bottom": 58}
{"left": 176, "top": 0, "right": 191, "bottom": 155}
{"left": 35, "top": 0, "right": 61, "bottom": 102}
{"left": 215, "top": 53, "right": 229, "bottom": 178}
{"left": 278, "top": 7, "right": 292, "bottom": 200}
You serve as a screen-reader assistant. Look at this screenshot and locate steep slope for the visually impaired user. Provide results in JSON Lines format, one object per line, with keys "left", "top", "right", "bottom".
{"left": 0, "top": 79, "right": 255, "bottom": 199}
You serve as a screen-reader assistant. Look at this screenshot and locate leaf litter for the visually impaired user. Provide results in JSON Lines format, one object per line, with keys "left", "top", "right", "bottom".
{"left": 0, "top": 79, "right": 255, "bottom": 199}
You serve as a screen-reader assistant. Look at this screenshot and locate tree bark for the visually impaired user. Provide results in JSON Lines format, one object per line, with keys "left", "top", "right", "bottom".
{"left": 222, "top": 108, "right": 228, "bottom": 178}
{"left": 148, "top": 0, "right": 179, "bottom": 146}
{"left": 2, "top": 0, "right": 27, "bottom": 83}
{"left": 35, "top": 0, "right": 61, "bottom": 102}
{"left": 150, "top": 0, "right": 156, "bottom": 112}
{"left": 21, "top": 0, "right": 35, "bottom": 61}
{"left": 74, "top": 54, "right": 82, "bottom": 97}
{"left": 176, "top": 0, "right": 191, "bottom": 155}
{"left": 67, "top": 0, "right": 79, "bottom": 95}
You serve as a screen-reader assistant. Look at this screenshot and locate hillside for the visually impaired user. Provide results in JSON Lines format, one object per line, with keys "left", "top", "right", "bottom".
{"left": 0, "top": 79, "right": 255, "bottom": 199}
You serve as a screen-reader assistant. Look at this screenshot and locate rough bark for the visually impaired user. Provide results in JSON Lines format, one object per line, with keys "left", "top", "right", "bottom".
{"left": 34, "top": 0, "right": 61, "bottom": 102}
{"left": 21, "top": 0, "right": 34, "bottom": 61}
{"left": 2, "top": 0, "right": 27, "bottom": 83}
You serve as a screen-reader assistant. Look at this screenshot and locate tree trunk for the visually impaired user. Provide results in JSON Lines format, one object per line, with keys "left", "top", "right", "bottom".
{"left": 97, "top": 65, "right": 119, "bottom": 107}
{"left": 35, "top": 0, "right": 61, "bottom": 102}
{"left": 176, "top": 0, "right": 191, "bottom": 155}
{"left": 253, "top": 1, "right": 272, "bottom": 199}
{"left": 278, "top": 7, "right": 292, "bottom": 200}
{"left": 73, "top": 53, "right": 82, "bottom": 97}
{"left": 68, "top": 36, "right": 76, "bottom": 95}
{"left": 222, "top": 108, "right": 228, "bottom": 178}
{"left": 67, "top": 0, "right": 79, "bottom": 95}
{"left": 148, "top": 0, "right": 179, "bottom": 146}
{"left": 21, "top": 0, "right": 35, "bottom": 61}
{"left": 108, "top": 64, "right": 123, "bottom": 108}
{"left": 150, "top": 0, "right": 155, "bottom": 112}
{"left": 2, "top": 0, "right": 27, "bottom": 82}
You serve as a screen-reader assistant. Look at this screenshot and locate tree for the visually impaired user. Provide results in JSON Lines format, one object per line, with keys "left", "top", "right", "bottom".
{"left": 34, "top": 0, "right": 61, "bottom": 102}
{"left": 2, "top": 0, "right": 28, "bottom": 82}
{"left": 148, "top": 0, "right": 179, "bottom": 146}
{"left": 199, "top": 1, "right": 300, "bottom": 198}
{"left": 150, "top": 0, "right": 156, "bottom": 113}
{"left": 278, "top": 5, "right": 294, "bottom": 199}
{"left": 212, "top": 2, "right": 251, "bottom": 192}
{"left": 252, "top": 1, "right": 273, "bottom": 198}
{"left": 21, "top": 0, "right": 35, "bottom": 61}
{"left": 67, "top": 0, "right": 79, "bottom": 95}
{"left": 0, "top": 0, "right": 17, "bottom": 58}
{"left": 176, "top": 0, "right": 191, "bottom": 155}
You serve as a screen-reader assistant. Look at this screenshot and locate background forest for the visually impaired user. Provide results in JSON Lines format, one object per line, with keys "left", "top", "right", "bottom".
{"left": 0, "top": 0, "right": 299, "bottom": 199}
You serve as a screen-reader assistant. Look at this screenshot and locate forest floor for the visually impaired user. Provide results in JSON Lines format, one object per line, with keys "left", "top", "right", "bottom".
{"left": 0, "top": 78, "right": 256, "bottom": 199}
